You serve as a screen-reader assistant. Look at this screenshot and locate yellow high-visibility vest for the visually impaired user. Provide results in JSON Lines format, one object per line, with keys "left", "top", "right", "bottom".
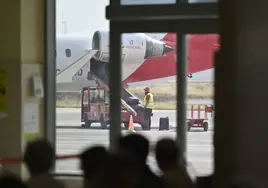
{"left": 143, "top": 93, "right": 154, "bottom": 109}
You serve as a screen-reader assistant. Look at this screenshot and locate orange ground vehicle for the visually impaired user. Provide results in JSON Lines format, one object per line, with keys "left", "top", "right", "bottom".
{"left": 187, "top": 104, "right": 214, "bottom": 132}
{"left": 80, "top": 86, "right": 151, "bottom": 130}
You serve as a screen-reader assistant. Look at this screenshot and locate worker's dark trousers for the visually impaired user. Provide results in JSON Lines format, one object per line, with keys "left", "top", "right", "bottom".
{"left": 144, "top": 108, "right": 152, "bottom": 127}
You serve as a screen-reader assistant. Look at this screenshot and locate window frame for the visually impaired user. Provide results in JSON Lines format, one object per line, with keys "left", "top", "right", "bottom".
{"left": 45, "top": 0, "right": 218, "bottom": 176}
{"left": 44, "top": 0, "right": 56, "bottom": 147}
{"left": 106, "top": 2, "right": 218, "bottom": 155}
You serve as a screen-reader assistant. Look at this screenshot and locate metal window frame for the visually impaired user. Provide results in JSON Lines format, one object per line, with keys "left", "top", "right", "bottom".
{"left": 106, "top": 3, "right": 218, "bottom": 34}
{"left": 44, "top": 0, "right": 219, "bottom": 175}
{"left": 107, "top": 2, "right": 218, "bottom": 156}
{"left": 106, "top": 3, "right": 218, "bottom": 22}
{"left": 44, "top": 0, "right": 56, "bottom": 152}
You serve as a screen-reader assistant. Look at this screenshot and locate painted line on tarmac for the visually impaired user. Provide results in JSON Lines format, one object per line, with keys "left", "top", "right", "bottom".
{"left": 55, "top": 125, "right": 214, "bottom": 133}
{"left": 56, "top": 108, "right": 80, "bottom": 113}
{"left": 56, "top": 126, "right": 176, "bottom": 130}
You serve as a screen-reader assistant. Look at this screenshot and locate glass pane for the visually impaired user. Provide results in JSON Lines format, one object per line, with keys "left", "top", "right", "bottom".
{"left": 55, "top": 0, "right": 110, "bottom": 175}
{"left": 119, "top": 33, "right": 218, "bottom": 178}
{"left": 121, "top": 0, "right": 175, "bottom": 5}
{"left": 119, "top": 32, "right": 177, "bottom": 175}
{"left": 54, "top": 0, "right": 217, "bottom": 177}
{"left": 186, "top": 33, "right": 218, "bottom": 177}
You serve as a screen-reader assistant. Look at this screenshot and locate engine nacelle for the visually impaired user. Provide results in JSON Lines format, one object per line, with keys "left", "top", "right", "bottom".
{"left": 92, "top": 31, "right": 173, "bottom": 63}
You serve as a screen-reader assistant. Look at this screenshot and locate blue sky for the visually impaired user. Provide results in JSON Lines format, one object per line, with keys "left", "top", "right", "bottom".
{"left": 56, "top": 0, "right": 215, "bottom": 81}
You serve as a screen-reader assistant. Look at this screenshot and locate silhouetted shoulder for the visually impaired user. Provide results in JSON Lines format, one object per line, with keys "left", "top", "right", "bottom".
{"left": 26, "top": 174, "right": 66, "bottom": 188}
{"left": 139, "top": 165, "right": 164, "bottom": 188}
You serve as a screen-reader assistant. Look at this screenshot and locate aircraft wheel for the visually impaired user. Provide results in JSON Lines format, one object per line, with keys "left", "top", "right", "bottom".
{"left": 187, "top": 122, "right": 191, "bottom": 132}
{"left": 124, "top": 122, "right": 129, "bottom": 129}
{"left": 84, "top": 115, "right": 91, "bottom": 128}
{"left": 203, "top": 122, "right": 209, "bottom": 132}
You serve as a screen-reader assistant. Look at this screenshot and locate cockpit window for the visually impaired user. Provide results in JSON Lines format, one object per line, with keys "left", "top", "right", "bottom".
{"left": 90, "top": 89, "right": 106, "bottom": 103}
{"left": 65, "top": 49, "right": 71, "bottom": 57}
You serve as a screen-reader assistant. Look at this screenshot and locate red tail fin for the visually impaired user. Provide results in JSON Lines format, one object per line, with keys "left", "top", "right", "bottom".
{"left": 161, "top": 33, "right": 176, "bottom": 42}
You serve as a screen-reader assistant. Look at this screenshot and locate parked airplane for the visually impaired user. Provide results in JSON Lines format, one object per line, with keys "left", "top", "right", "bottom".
{"left": 56, "top": 31, "right": 219, "bottom": 88}
{"left": 124, "top": 33, "right": 219, "bottom": 85}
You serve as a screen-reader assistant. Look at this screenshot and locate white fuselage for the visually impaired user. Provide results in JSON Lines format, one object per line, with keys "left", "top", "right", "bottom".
{"left": 56, "top": 32, "right": 171, "bottom": 90}
{"left": 56, "top": 35, "right": 146, "bottom": 84}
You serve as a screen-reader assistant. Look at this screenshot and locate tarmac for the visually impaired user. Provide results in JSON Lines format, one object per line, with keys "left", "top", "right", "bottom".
{"left": 55, "top": 107, "right": 214, "bottom": 176}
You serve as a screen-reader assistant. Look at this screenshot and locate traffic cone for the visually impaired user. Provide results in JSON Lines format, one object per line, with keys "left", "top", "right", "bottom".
{"left": 128, "top": 115, "right": 135, "bottom": 132}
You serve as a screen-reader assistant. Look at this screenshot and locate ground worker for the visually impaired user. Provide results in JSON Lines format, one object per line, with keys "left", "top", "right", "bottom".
{"left": 143, "top": 87, "right": 154, "bottom": 130}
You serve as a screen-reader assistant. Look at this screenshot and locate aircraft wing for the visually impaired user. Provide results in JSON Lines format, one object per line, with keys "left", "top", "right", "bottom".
{"left": 56, "top": 50, "right": 98, "bottom": 83}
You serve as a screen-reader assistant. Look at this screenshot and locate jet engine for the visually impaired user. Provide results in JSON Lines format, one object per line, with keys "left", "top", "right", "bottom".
{"left": 92, "top": 31, "right": 173, "bottom": 64}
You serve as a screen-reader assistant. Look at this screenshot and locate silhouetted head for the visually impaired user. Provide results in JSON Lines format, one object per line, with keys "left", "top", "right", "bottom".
{"left": 80, "top": 146, "right": 108, "bottom": 179}
{"left": 97, "top": 153, "right": 139, "bottom": 188}
{"left": 155, "top": 138, "right": 179, "bottom": 171}
{"left": 118, "top": 134, "right": 149, "bottom": 163}
{"left": 196, "top": 175, "right": 213, "bottom": 188}
{"left": 0, "top": 85, "right": 6, "bottom": 96}
{"left": 227, "top": 181, "right": 262, "bottom": 188}
{"left": 23, "top": 139, "right": 55, "bottom": 176}
{"left": 0, "top": 173, "right": 29, "bottom": 188}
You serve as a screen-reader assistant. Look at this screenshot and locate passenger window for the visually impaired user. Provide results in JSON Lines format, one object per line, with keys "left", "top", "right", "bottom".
{"left": 65, "top": 49, "right": 71, "bottom": 57}
{"left": 90, "top": 89, "right": 105, "bottom": 103}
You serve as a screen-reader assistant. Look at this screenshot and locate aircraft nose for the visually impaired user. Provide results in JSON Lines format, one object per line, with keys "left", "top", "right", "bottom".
{"left": 163, "top": 45, "right": 174, "bottom": 54}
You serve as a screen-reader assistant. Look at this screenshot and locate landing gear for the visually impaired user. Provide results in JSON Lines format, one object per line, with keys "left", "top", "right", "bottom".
{"left": 188, "top": 122, "right": 192, "bottom": 132}
{"left": 100, "top": 114, "right": 108, "bottom": 129}
{"left": 187, "top": 74, "right": 193, "bottom": 78}
{"left": 203, "top": 122, "right": 209, "bottom": 132}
